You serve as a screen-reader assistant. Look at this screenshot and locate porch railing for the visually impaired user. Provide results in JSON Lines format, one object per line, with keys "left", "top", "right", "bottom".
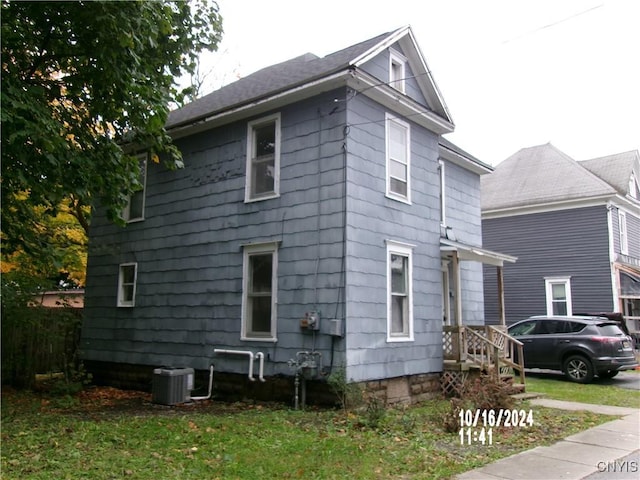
{"left": 443, "top": 325, "right": 525, "bottom": 385}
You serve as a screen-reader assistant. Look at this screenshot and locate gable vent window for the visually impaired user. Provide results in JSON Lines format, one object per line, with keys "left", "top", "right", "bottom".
{"left": 117, "top": 263, "right": 137, "bottom": 307}
{"left": 389, "top": 49, "right": 406, "bottom": 93}
{"left": 246, "top": 113, "right": 281, "bottom": 202}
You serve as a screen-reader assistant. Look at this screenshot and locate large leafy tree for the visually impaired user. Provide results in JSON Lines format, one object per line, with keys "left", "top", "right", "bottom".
{"left": 1, "top": 0, "right": 223, "bottom": 265}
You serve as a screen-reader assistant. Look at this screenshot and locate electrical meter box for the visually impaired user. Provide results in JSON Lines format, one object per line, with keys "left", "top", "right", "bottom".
{"left": 152, "top": 367, "right": 194, "bottom": 405}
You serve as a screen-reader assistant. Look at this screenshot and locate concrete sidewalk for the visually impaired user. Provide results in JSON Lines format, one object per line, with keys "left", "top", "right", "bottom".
{"left": 455, "top": 399, "right": 640, "bottom": 480}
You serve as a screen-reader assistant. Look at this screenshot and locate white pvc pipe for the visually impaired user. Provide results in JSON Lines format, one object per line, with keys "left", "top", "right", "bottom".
{"left": 214, "top": 349, "right": 255, "bottom": 381}
{"left": 255, "top": 352, "right": 266, "bottom": 382}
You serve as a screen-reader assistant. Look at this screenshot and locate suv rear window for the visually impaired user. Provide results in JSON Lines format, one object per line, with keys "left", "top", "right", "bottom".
{"left": 596, "top": 323, "right": 625, "bottom": 336}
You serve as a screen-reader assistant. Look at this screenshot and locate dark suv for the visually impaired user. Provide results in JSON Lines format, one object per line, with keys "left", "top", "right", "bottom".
{"left": 508, "top": 315, "right": 638, "bottom": 383}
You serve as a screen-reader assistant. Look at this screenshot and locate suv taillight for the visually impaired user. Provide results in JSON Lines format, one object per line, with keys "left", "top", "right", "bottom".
{"left": 590, "top": 336, "right": 619, "bottom": 343}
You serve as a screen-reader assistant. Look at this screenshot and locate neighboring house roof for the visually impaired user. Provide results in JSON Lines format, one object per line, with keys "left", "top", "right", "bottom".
{"left": 166, "top": 26, "right": 452, "bottom": 135}
{"left": 481, "top": 143, "right": 619, "bottom": 213}
{"left": 580, "top": 150, "right": 640, "bottom": 198}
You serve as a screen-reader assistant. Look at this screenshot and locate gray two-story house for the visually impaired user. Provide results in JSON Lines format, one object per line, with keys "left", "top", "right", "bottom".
{"left": 81, "top": 26, "right": 515, "bottom": 404}
{"left": 482, "top": 143, "right": 640, "bottom": 340}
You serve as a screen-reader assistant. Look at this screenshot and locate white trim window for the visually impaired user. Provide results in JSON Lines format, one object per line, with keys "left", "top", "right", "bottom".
{"left": 123, "top": 153, "right": 148, "bottom": 222}
{"left": 386, "top": 241, "right": 414, "bottom": 341}
{"left": 245, "top": 113, "right": 281, "bottom": 202}
{"left": 117, "top": 263, "right": 137, "bottom": 307}
{"left": 545, "top": 277, "right": 572, "bottom": 316}
{"left": 438, "top": 160, "right": 446, "bottom": 226}
{"left": 386, "top": 114, "right": 411, "bottom": 203}
{"left": 241, "top": 243, "right": 278, "bottom": 341}
{"left": 389, "top": 49, "right": 407, "bottom": 93}
{"left": 619, "top": 210, "right": 628, "bottom": 255}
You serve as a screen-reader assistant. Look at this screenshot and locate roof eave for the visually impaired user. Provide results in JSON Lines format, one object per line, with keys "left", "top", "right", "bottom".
{"left": 482, "top": 194, "right": 616, "bottom": 219}
{"left": 350, "top": 70, "right": 454, "bottom": 135}
{"left": 166, "top": 70, "right": 353, "bottom": 140}
{"left": 439, "top": 142, "right": 493, "bottom": 175}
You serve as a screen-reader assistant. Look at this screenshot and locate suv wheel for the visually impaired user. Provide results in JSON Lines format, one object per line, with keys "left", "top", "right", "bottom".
{"left": 598, "top": 370, "right": 619, "bottom": 379}
{"left": 563, "top": 355, "right": 594, "bottom": 383}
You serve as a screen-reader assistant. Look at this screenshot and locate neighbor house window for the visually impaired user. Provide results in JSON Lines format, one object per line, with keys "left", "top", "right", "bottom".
{"left": 387, "top": 240, "right": 414, "bottom": 341}
{"left": 123, "top": 153, "right": 147, "bottom": 222}
{"left": 245, "top": 113, "right": 280, "bottom": 202}
{"left": 545, "top": 277, "right": 572, "bottom": 316}
{"left": 386, "top": 114, "right": 411, "bottom": 202}
{"left": 619, "top": 210, "right": 628, "bottom": 255}
{"left": 389, "top": 49, "right": 406, "bottom": 93}
{"left": 117, "top": 263, "right": 137, "bottom": 307}
{"left": 242, "top": 243, "right": 278, "bottom": 341}
{"left": 439, "top": 160, "right": 446, "bottom": 226}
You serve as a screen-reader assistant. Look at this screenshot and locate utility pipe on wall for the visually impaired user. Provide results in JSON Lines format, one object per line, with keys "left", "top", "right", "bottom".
{"left": 190, "top": 364, "right": 214, "bottom": 401}
{"left": 214, "top": 349, "right": 266, "bottom": 382}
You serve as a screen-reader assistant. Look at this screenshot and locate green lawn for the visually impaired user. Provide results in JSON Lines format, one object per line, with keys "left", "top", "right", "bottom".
{"left": 0, "top": 384, "right": 625, "bottom": 480}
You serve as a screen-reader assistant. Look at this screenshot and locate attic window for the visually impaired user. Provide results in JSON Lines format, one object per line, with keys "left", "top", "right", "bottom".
{"left": 389, "top": 49, "right": 406, "bottom": 93}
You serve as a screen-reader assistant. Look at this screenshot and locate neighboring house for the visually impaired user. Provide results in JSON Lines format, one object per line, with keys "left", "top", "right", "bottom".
{"left": 81, "top": 26, "right": 514, "bottom": 404}
{"left": 482, "top": 143, "right": 640, "bottom": 339}
{"left": 33, "top": 290, "right": 85, "bottom": 308}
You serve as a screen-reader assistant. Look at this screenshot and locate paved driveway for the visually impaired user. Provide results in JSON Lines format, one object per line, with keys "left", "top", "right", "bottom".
{"left": 525, "top": 369, "right": 640, "bottom": 391}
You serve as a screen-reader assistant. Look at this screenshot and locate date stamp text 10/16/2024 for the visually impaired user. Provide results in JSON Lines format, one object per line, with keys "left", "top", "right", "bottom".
{"left": 459, "top": 409, "right": 534, "bottom": 445}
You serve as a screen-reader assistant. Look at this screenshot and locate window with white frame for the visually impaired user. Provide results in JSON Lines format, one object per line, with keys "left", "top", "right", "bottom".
{"left": 389, "top": 49, "right": 406, "bottom": 93}
{"left": 387, "top": 241, "right": 414, "bottom": 341}
{"left": 386, "top": 114, "right": 411, "bottom": 202}
{"left": 619, "top": 210, "right": 628, "bottom": 255}
{"left": 545, "top": 277, "right": 572, "bottom": 316}
{"left": 123, "top": 153, "right": 148, "bottom": 222}
{"left": 117, "top": 263, "right": 137, "bottom": 307}
{"left": 438, "top": 160, "right": 446, "bottom": 226}
{"left": 242, "top": 243, "right": 278, "bottom": 341}
{"left": 245, "top": 113, "right": 280, "bottom": 202}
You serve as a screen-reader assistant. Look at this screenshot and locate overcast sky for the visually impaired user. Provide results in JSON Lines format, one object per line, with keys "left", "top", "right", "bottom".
{"left": 193, "top": 0, "right": 639, "bottom": 166}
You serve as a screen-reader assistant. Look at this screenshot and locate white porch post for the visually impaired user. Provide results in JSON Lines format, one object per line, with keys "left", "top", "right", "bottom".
{"left": 453, "top": 251, "right": 462, "bottom": 327}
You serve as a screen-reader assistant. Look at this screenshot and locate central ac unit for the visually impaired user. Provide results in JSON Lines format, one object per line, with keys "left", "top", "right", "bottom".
{"left": 152, "top": 367, "right": 194, "bottom": 405}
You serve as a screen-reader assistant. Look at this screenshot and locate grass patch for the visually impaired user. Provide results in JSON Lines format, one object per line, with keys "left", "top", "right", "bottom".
{"left": 525, "top": 373, "right": 640, "bottom": 408}
{"left": 0, "top": 386, "right": 621, "bottom": 480}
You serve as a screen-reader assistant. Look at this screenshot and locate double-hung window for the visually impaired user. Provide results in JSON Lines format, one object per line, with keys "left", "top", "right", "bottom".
{"left": 387, "top": 240, "right": 414, "bottom": 341}
{"left": 246, "top": 113, "right": 280, "bottom": 202}
{"left": 619, "top": 210, "right": 628, "bottom": 255}
{"left": 123, "top": 153, "right": 147, "bottom": 222}
{"left": 117, "top": 263, "right": 137, "bottom": 307}
{"left": 545, "top": 277, "right": 572, "bottom": 316}
{"left": 386, "top": 114, "right": 411, "bottom": 202}
{"left": 242, "top": 243, "right": 278, "bottom": 341}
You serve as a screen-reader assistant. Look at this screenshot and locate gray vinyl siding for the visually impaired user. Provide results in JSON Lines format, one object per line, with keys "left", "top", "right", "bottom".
{"left": 628, "top": 211, "right": 640, "bottom": 258}
{"left": 82, "top": 89, "right": 349, "bottom": 374}
{"left": 343, "top": 93, "right": 443, "bottom": 382}
{"left": 482, "top": 206, "right": 614, "bottom": 324}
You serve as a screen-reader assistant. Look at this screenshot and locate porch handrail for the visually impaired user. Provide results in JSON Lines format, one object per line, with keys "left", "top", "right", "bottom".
{"left": 487, "top": 326, "right": 526, "bottom": 385}
{"left": 464, "top": 327, "right": 502, "bottom": 378}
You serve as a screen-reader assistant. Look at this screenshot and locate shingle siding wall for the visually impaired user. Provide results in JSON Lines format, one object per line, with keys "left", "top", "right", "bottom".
{"left": 343, "top": 93, "right": 443, "bottom": 382}
{"left": 482, "top": 206, "right": 614, "bottom": 324}
{"left": 82, "top": 89, "right": 349, "bottom": 374}
{"left": 443, "top": 161, "right": 485, "bottom": 324}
